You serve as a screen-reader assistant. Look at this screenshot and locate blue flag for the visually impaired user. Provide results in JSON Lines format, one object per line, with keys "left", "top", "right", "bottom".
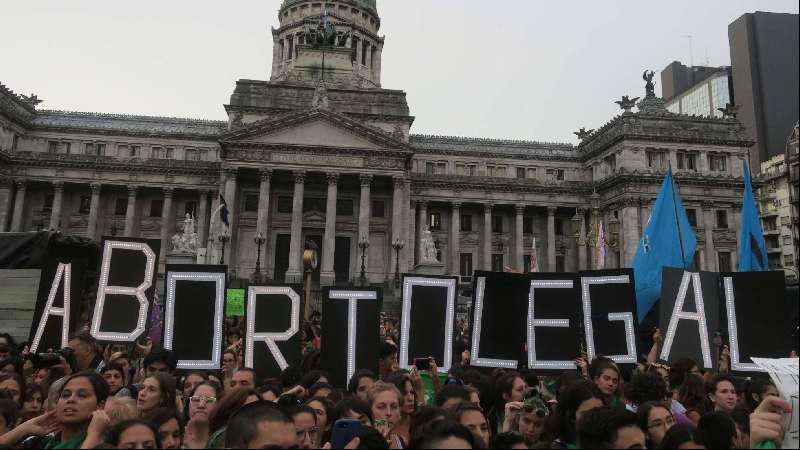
{"left": 738, "top": 162, "right": 768, "bottom": 272}
{"left": 632, "top": 166, "right": 697, "bottom": 322}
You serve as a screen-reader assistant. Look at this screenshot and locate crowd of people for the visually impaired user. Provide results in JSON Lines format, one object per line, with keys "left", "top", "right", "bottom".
{"left": 0, "top": 315, "right": 793, "bottom": 449}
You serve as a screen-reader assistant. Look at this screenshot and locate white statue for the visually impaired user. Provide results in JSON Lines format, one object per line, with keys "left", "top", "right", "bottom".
{"left": 420, "top": 227, "right": 440, "bottom": 264}
{"left": 170, "top": 213, "right": 199, "bottom": 254}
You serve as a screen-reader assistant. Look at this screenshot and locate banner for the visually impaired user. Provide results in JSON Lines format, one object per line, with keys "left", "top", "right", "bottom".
{"left": 659, "top": 269, "right": 720, "bottom": 370}
{"left": 321, "top": 287, "right": 382, "bottom": 388}
{"left": 723, "top": 271, "right": 794, "bottom": 372}
{"left": 399, "top": 275, "right": 458, "bottom": 373}
{"left": 163, "top": 265, "right": 227, "bottom": 371}
{"left": 580, "top": 269, "right": 639, "bottom": 365}
{"left": 245, "top": 284, "right": 303, "bottom": 380}
{"left": 28, "top": 255, "right": 88, "bottom": 353}
{"left": 90, "top": 237, "right": 160, "bottom": 342}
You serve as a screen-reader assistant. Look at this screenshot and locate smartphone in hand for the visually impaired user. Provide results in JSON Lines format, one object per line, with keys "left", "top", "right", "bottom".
{"left": 414, "top": 357, "right": 431, "bottom": 371}
{"left": 331, "top": 419, "right": 362, "bottom": 449}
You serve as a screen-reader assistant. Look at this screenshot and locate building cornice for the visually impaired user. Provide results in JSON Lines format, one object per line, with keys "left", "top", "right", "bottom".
{"left": 410, "top": 173, "right": 593, "bottom": 195}
{"left": 9, "top": 151, "right": 221, "bottom": 176}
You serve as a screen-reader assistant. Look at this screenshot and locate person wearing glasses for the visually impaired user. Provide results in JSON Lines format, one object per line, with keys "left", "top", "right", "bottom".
{"left": 183, "top": 381, "right": 220, "bottom": 449}
{"left": 637, "top": 401, "right": 675, "bottom": 448}
{"left": 289, "top": 405, "right": 320, "bottom": 449}
{"left": 500, "top": 390, "right": 550, "bottom": 447}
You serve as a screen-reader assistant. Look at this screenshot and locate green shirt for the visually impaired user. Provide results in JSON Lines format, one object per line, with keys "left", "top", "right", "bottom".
{"left": 43, "top": 432, "right": 87, "bottom": 449}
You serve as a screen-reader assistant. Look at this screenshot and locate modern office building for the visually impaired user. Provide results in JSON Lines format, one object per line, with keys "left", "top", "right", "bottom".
{"left": 661, "top": 62, "right": 732, "bottom": 118}
{"left": 729, "top": 11, "right": 800, "bottom": 170}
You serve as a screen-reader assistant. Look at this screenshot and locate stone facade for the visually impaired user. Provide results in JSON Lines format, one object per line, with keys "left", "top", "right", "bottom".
{"left": 0, "top": 1, "right": 756, "bottom": 302}
{"left": 757, "top": 154, "right": 797, "bottom": 277}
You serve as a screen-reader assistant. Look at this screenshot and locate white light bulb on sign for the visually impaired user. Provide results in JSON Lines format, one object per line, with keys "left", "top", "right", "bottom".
{"left": 660, "top": 272, "right": 713, "bottom": 369}
{"left": 399, "top": 277, "right": 457, "bottom": 373}
{"left": 528, "top": 279, "right": 576, "bottom": 370}
{"left": 246, "top": 286, "right": 301, "bottom": 371}
{"left": 30, "top": 263, "right": 71, "bottom": 353}
{"left": 329, "top": 290, "right": 378, "bottom": 384}
{"left": 581, "top": 275, "right": 637, "bottom": 364}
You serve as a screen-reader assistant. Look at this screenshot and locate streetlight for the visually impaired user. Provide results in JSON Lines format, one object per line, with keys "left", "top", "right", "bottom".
{"left": 392, "top": 238, "right": 405, "bottom": 288}
{"left": 253, "top": 231, "right": 266, "bottom": 283}
{"left": 570, "top": 191, "right": 621, "bottom": 264}
{"left": 358, "top": 234, "right": 370, "bottom": 287}
{"left": 218, "top": 229, "right": 230, "bottom": 265}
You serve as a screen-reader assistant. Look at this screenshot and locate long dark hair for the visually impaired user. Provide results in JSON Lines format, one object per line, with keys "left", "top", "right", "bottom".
{"left": 545, "top": 381, "right": 605, "bottom": 445}
{"left": 106, "top": 419, "right": 162, "bottom": 448}
{"left": 144, "top": 373, "right": 177, "bottom": 411}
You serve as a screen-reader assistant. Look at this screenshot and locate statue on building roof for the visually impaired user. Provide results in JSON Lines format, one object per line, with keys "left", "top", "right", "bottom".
{"left": 574, "top": 127, "right": 595, "bottom": 141}
{"left": 304, "top": 9, "right": 339, "bottom": 48}
{"left": 643, "top": 71, "right": 656, "bottom": 97}
{"left": 19, "top": 93, "right": 43, "bottom": 108}
{"left": 615, "top": 95, "right": 640, "bottom": 113}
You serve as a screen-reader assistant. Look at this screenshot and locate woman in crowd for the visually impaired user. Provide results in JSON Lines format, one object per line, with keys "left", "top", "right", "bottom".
{"left": 0, "top": 399, "right": 18, "bottom": 436}
{"left": 101, "top": 363, "right": 127, "bottom": 396}
{"left": 181, "top": 371, "right": 207, "bottom": 402}
{"left": 451, "top": 402, "right": 491, "bottom": 448}
{"left": 205, "top": 387, "right": 261, "bottom": 448}
{"left": 348, "top": 369, "right": 378, "bottom": 402}
{"left": 21, "top": 384, "right": 45, "bottom": 421}
{"left": 386, "top": 371, "right": 418, "bottom": 444}
{"left": 332, "top": 396, "right": 374, "bottom": 428}
{"left": 745, "top": 378, "right": 778, "bottom": 412}
{"left": 34, "top": 372, "right": 109, "bottom": 448}
{"left": 488, "top": 371, "right": 526, "bottom": 434}
{"left": 137, "top": 373, "right": 176, "bottom": 417}
{"left": 661, "top": 423, "right": 709, "bottom": 449}
{"left": 546, "top": 380, "right": 605, "bottom": 449}
{"left": 146, "top": 407, "right": 183, "bottom": 450}
{"left": 637, "top": 401, "right": 675, "bottom": 448}
{"left": 182, "top": 381, "right": 220, "bottom": 449}
{"left": 291, "top": 404, "right": 321, "bottom": 449}
{"left": 221, "top": 349, "right": 238, "bottom": 387}
{"left": 706, "top": 374, "right": 738, "bottom": 415}
{"left": 104, "top": 418, "right": 161, "bottom": 449}
{"left": 0, "top": 373, "right": 25, "bottom": 409}
{"left": 367, "top": 381, "right": 405, "bottom": 448}
{"left": 587, "top": 358, "right": 621, "bottom": 406}
{"left": 306, "top": 395, "right": 335, "bottom": 444}
{"left": 678, "top": 373, "right": 708, "bottom": 423}
{"left": 501, "top": 392, "right": 550, "bottom": 447}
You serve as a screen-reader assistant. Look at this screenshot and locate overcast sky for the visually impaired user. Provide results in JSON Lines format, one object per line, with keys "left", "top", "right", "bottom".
{"left": 2, "top": 0, "right": 797, "bottom": 144}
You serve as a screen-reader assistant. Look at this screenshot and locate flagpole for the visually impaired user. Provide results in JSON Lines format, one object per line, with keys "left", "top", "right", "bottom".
{"left": 668, "top": 163, "right": 688, "bottom": 269}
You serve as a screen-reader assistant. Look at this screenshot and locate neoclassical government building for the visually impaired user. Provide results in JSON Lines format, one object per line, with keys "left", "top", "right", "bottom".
{"left": 0, "top": 0, "right": 752, "bottom": 300}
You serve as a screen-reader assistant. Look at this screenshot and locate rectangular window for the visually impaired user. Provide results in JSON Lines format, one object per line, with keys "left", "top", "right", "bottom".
{"left": 647, "top": 151, "right": 666, "bottom": 170}
{"left": 718, "top": 251, "right": 732, "bottom": 272}
{"left": 287, "top": 36, "right": 294, "bottom": 60}
{"left": 63, "top": 142, "right": 71, "bottom": 154}
{"left": 78, "top": 196, "right": 91, "bottom": 214}
{"left": 165, "top": 148, "right": 174, "bottom": 159}
{"left": 492, "top": 215, "right": 503, "bottom": 233}
{"left": 185, "top": 149, "right": 197, "bottom": 161}
{"left": 425, "top": 162, "right": 435, "bottom": 175}
{"left": 277, "top": 196, "right": 293, "bottom": 214}
{"left": 199, "top": 149, "right": 209, "bottom": 161}
{"left": 43, "top": 194, "right": 54, "bottom": 212}
{"left": 455, "top": 163, "right": 466, "bottom": 176}
{"left": 362, "top": 41, "right": 368, "bottom": 65}
{"left": 430, "top": 213, "right": 442, "bottom": 230}
{"left": 467, "top": 164, "right": 477, "bottom": 176}
{"left": 716, "top": 210, "right": 729, "bottom": 229}
{"left": 85, "top": 143, "right": 94, "bottom": 155}
{"left": 151, "top": 147, "right": 163, "bottom": 159}
{"left": 555, "top": 218, "right": 564, "bottom": 235}
{"left": 130, "top": 145, "right": 140, "bottom": 158}
{"left": 677, "top": 151, "right": 698, "bottom": 171}
{"left": 150, "top": 200, "right": 163, "bottom": 218}
{"left": 185, "top": 201, "right": 197, "bottom": 217}
{"left": 523, "top": 217, "right": 533, "bottom": 234}
{"left": 460, "top": 214, "right": 472, "bottom": 232}
{"left": 709, "top": 154, "right": 727, "bottom": 172}
{"left": 114, "top": 198, "right": 128, "bottom": 216}
{"left": 687, "top": 209, "right": 698, "bottom": 227}
{"left": 556, "top": 169, "right": 565, "bottom": 181}
{"left": 11, "top": 134, "right": 18, "bottom": 151}
{"left": 526, "top": 168, "right": 537, "bottom": 179}
{"left": 337, "top": 199, "right": 354, "bottom": 216}
{"left": 460, "top": 253, "right": 473, "bottom": 278}
{"left": 244, "top": 194, "right": 259, "bottom": 213}
{"left": 372, "top": 200, "right": 385, "bottom": 218}
{"left": 351, "top": 37, "right": 360, "bottom": 63}
{"left": 491, "top": 254, "right": 504, "bottom": 272}
{"left": 516, "top": 167, "right": 526, "bottom": 179}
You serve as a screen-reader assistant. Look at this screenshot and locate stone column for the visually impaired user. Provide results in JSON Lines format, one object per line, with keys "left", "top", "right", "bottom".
{"left": 732, "top": 206, "right": 741, "bottom": 271}
{"left": 0, "top": 181, "right": 12, "bottom": 232}
{"left": 160, "top": 187, "right": 174, "bottom": 259}
{"left": 702, "top": 201, "right": 717, "bottom": 271}
{"left": 124, "top": 186, "right": 137, "bottom": 237}
{"left": 196, "top": 190, "right": 209, "bottom": 245}
{"left": 49, "top": 181, "right": 65, "bottom": 231}
{"left": 358, "top": 174, "right": 372, "bottom": 280}
{"left": 621, "top": 202, "right": 640, "bottom": 267}
{"left": 547, "top": 206, "right": 557, "bottom": 272}
{"left": 10, "top": 179, "right": 27, "bottom": 232}
{"left": 256, "top": 169, "right": 272, "bottom": 238}
{"left": 483, "top": 203, "right": 493, "bottom": 271}
{"left": 321, "top": 173, "right": 339, "bottom": 286}
{"left": 391, "top": 177, "right": 405, "bottom": 282}
{"left": 207, "top": 190, "right": 220, "bottom": 262}
{"left": 222, "top": 168, "right": 239, "bottom": 271}
{"left": 450, "top": 202, "right": 461, "bottom": 276}
{"left": 402, "top": 179, "right": 411, "bottom": 272}
{"left": 515, "top": 205, "right": 525, "bottom": 271}
{"left": 407, "top": 198, "right": 416, "bottom": 270}
{"left": 417, "top": 200, "right": 428, "bottom": 264}
{"left": 578, "top": 209, "right": 588, "bottom": 270}
{"left": 285, "top": 171, "right": 306, "bottom": 283}
{"left": 86, "top": 183, "right": 101, "bottom": 239}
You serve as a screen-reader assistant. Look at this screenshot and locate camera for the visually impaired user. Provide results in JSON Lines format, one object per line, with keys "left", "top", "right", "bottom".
{"left": 26, "top": 347, "right": 76, "bottom": 370}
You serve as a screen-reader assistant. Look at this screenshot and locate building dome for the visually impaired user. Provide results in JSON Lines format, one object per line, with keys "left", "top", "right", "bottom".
{"left": 281, "top": 0, "right": 377, "bottom": 16}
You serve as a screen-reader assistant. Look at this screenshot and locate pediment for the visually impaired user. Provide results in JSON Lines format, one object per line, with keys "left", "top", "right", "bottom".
{"left": 222, "top": 109, "right": 409, "bottom": 151}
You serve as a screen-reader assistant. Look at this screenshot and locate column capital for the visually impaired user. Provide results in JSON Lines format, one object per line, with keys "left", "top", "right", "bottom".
{"left": 484, "top": 203, "right": 494, "bottom": 213}
{"left": 259, "top": 168, "right": 273, "bottom": 182}
{"left": 701, "top": 200, "right": 715, "bottom": 210}
{"left": 52, "top": 181, "right": 65, "bottom": 192}
{"left": 393, "top": 176, "right": 405, "bottom": 189}
{"left": 452, "top": 201, "right": 461, "bottom": 210}
{"left": 293, "top": 170, "right": 307, "bottom": 184}
{"left": 223, "top": 167, "right": 238, "bottom": 179}
{"left": 360, "top": 174, "right": 373, "bottom": 186}
{"left": 547, "top": 206, "right": 557, "bottom": 216}
{"left": 418, "top": 199, "right": 428, "bottom": 209}
{"left": 163, "top": 187, "right": 175, "bottom": 198}
{"left": 14, "top": 179, "right": 27, "bottom": 189}
{"left": 515, "top": 204, "right": 526, "bottom": 214}
{"left": 90, "top": 183, "right": 102, "bottom": 194}
{"left": 326, "top": 172, "right": 340, "bottom": 185}
{"left": 127, "top": 185, "right": 138, "bottom": 196}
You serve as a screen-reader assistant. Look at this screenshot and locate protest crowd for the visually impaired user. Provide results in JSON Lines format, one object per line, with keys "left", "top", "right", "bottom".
{"left": 0, "top": 313, "right": 793, "bottom": 450}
